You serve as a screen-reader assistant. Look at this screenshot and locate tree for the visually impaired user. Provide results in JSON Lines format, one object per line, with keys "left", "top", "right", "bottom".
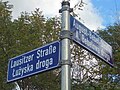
{"left": 0, "top": 1, "right": 15, "bottom": 89}
{"left": 0, "top": 1, "right": 61, "bottom": 89}
{"left": 98, "top": 23, "right": 120, "bottom": 90}
{"left": 11, "top": 9, "right": 61, "bottom": 90}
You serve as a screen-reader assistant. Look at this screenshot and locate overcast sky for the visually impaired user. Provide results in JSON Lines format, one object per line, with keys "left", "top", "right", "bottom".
{"left": 5, "top": 0, "right": 105, "bottom": 30}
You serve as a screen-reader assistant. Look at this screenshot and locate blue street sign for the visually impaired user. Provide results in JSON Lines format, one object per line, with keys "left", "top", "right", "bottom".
{"left": 70, "top": 15, "right": 114, "bottom": 67}
{"left": 7, "top": 41, "right": 60, "bottom": 82}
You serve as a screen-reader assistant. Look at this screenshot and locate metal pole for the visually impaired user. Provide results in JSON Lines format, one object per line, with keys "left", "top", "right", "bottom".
{"left": 59, "top": 1, "right": 73, "bottom": 90}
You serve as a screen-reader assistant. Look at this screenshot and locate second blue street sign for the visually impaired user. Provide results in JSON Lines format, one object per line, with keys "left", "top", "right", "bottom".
{"left": 70, "top": 15, "right": 114, "bottom": 67}
{"left": 7, "top": 41, "right": 60, "bottom": 82}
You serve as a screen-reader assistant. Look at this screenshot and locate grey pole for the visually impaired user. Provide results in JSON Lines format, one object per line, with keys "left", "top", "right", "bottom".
{"left": 59, "top": 1, "right": 73, "bottom": 90}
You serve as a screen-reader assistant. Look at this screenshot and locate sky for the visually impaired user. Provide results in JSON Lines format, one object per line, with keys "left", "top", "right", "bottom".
{"left": 92, "top": 0, "right": 120, "bottom": 27}
{"left": 4, "top": 0, "right": 120, "bottom": 30}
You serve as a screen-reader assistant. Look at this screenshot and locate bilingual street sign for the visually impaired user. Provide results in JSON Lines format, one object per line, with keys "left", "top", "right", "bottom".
{"left": 70, "top": 15, "right": 114, "bottom": 67}
{"left": 7, "top": 41, "right": 60, "bottom": 82}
